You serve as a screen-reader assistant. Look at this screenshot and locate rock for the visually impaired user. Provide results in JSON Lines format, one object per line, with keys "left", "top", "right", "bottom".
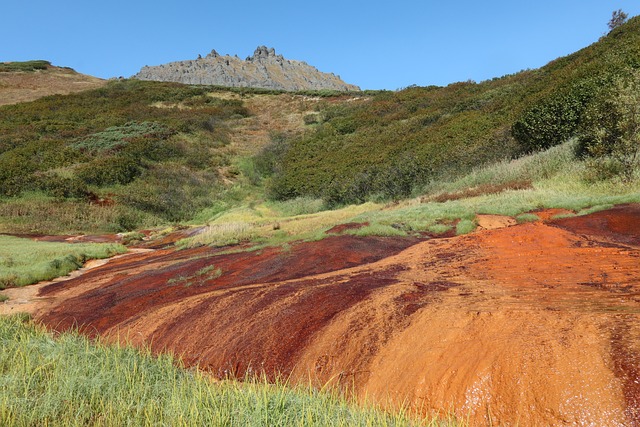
{"left": 133, "top": 46, "right": 360, "bottom": 92}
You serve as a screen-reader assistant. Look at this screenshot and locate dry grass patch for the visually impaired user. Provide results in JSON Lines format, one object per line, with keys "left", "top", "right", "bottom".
{"left": 0, "top": 66, "right": 106, "bottom": 106}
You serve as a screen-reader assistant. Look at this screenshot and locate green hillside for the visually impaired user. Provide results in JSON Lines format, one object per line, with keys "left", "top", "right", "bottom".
{"left": 261, "top": 16, "right": 640, "bottom": 204}
{"left": 0, "top": 80, "right": 252, "bottom": 232}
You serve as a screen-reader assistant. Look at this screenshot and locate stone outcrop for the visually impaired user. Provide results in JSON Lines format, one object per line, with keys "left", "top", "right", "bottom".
{"left": 133, "top": 46, "right": 360, "bottom": 92}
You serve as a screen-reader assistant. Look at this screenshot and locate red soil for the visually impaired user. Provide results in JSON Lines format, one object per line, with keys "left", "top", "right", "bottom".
{"left": 33, "top": 205, "right": 640, "bottom": 426}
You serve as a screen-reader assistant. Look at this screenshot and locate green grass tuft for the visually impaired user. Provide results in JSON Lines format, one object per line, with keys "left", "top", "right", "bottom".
{"left": 0, "top": 315, "right": 462, "bottom": 427}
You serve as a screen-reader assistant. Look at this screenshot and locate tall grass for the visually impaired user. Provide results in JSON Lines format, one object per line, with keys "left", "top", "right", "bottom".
{"left": 0, "top": 315, "right": 460, "bottom": 427}
{"left": 0, "top": 193, "right": 162, "bottom": 234}
{"left": 0, "top": 236, "right": 126, "bottom": 289}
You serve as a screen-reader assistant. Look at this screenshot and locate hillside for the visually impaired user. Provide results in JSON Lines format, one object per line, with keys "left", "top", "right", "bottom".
{"left": 0, "top": 77, "right": 363, "bottom": 234}
{"left": 0, "top": 61, "right": 106, "bottom": 106}
{"left": 134, "top": 46, "right": 360, "bottom": 92}
{"left": 262, "top": 16, "right": 640, "bottom": 204}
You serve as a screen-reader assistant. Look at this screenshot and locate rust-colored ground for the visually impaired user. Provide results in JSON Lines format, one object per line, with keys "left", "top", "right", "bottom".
{"left": 30, "top": 205, "right": 640, "bottom": 426}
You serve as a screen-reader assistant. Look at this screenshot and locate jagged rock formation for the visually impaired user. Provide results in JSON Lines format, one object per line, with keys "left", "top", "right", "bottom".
{"left": 133, "top": 46, "right": 360, "bottom": 92}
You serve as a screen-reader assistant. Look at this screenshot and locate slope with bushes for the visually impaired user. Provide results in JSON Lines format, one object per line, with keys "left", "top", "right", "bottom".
{"left": 260, "top": 16, "right": 640, "bottom": 205}
{"left": 0, "top": 79, "right": 252, "bottom": 232}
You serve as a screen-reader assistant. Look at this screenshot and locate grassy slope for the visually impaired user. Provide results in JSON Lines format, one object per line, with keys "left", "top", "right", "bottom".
{"left": 0, "top": 314, "right": 458, "bottom": 427}
{"left": 0, "top": 79, "right": 252, "bottom": 233}
{"left": 182, "top": 139, "right": 640, "bottom": 248}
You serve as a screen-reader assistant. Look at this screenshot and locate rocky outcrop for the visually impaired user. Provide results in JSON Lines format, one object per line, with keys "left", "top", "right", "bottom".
{"left": 133, "top": 46, "right": 360, "bottom": 92}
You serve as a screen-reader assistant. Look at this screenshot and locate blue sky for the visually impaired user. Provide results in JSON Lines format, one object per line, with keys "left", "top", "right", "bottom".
{"left": 4, "top": 1, "right": 639, "bottom": 89}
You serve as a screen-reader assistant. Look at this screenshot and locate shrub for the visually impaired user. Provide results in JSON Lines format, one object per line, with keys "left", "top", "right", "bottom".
{"left": 35, "top": 173, "right": 90, "bottom": 199}
{"left": 71, "top": 122, "right": 171, "bottom": 154}
{"left": 578, "top": 69, "right": 640, "bottom": 181}
{"left": 252, "top": 132, "right": 290, "bottom": 179}
{"left": 76, "top": 155, "right": 142, "bottom": 186}
{"left": 117, "top": 165, "right": 220, "bottom": 221}
{"left": 512, "top": 79, "right": 602, "bottom": 153}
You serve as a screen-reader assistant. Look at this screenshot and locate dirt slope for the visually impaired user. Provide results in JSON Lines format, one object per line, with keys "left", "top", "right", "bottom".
{"left": 0, "top": 66, "right": 106, "bottom": 106}
{"left": 34, "top": 205, "right": 640, "bottom": 426}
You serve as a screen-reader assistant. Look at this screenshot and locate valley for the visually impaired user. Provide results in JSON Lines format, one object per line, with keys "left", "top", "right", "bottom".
{"left": 2, "top": 16, "right": 640, "bottom": 427}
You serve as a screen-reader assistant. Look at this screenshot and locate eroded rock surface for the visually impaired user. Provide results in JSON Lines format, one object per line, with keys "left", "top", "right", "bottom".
{"left": 33, "top": 205, "right": 640, "bottom": 426}
{"left": 134, "top": 46, "right": 360, "bottom": 92}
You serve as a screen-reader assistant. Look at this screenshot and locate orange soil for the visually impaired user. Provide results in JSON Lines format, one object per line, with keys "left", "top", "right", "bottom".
{"left": 30, "top": 205, "right": 640, "bottom": 426}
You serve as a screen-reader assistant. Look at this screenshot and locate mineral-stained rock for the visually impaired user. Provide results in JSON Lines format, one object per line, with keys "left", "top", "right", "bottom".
{"left": 133, "top": 46, "right": 360, "bottom": 92}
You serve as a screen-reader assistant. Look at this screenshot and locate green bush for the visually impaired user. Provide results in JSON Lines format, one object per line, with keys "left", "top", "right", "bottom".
{"left": 578, "top": 69, "right": 640, "bottom": 181}
{"left": 512, "top": 79, "right": 602, "bottom": 153}
{"left": 71, "top": 121, "right": 172, "bottom": 154}
{"left": 117, "top": 164, "right": 220, "bottom": 221}
{"left": 34, "top": 173, "right": 89, "bottom": 199}
{"left": 76, "top": 155, "right": 142, "bottom": 186}
{"left": 0, "top": 60, "right": 50, "bottom": 72}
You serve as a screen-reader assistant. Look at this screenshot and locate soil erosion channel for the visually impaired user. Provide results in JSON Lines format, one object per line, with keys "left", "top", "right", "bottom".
{"left": 33, "top": 205, "right": 640, "bottom": 426}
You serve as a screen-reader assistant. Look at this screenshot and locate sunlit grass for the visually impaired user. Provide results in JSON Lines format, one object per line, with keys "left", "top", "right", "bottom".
{"left": 179, "top": 202, "right": 381, "bottom": 248}
{"left": 0, "top": 314, "right": 462, "bottom": 427}
{"left": 0, "top": 236, "right": 126, "bottom": 289}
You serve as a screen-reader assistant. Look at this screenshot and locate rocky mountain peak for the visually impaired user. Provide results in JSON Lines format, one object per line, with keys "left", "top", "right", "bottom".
{"left": 133, "top": 46, "right": 359, "bottom": 92}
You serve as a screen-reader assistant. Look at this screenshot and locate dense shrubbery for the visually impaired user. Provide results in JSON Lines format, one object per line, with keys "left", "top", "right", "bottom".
{"left": 71, "top": 121, "right": 172, "bottom": 154}
{"left": 511, "top": 79, "right": 603, "bottom": 153}
{"left": 118, "top": 165, "right": 221, "bottom": 222}
{"left": 0, "top": 79, "right": 249, "bottom": 224}
{"left": 578, "top": 70, "right": 640, "bottom": 181}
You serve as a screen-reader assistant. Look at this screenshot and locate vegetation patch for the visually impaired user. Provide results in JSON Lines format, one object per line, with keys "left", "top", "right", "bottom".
{"left": 0, "top": 315, "right": 460, "bottom": 427}
{"left": 423, "top": 181, "right": 532, "bottom": 203}
{"left": 0, "top": 235, "right": 126, "bottom": 289}
{"left": 0, "top": 60, "right": 51, "bottom": 72}
{"left": 167, "top": 264, "right": 223, "bottom": 287}
{"left": 248, "top": 17, "right": 640, "bottom": 206}
{"left": 71, "top": 121, "right": 171, "bottom": 154}
{"left": 0, "top": 79, "right": 249, "bottom": 230}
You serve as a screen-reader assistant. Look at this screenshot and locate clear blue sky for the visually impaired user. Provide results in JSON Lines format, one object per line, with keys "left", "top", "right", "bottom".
{"left": 3, "top": 1, "right": 639, "bottom": 90}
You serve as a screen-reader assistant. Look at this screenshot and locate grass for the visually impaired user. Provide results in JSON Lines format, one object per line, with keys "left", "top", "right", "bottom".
{"left": 0, "top": 314, "right": 461, "bottom": 427}
{"left": 0, "top": 193, "right": 162, "bottom": 234}
{"left": 0, "top": 236, "right": 126, "bottom": 289}
{"left": 179, "top": 201, "right": 381, "bottom": 248}
{"left": 167, "top": 264, "right": 223, "bottom": 287}
{"left": 177, "top": 138, "right": 640, "bottom": 251}
{"left": 515, "top": 213, "right": 541, "bottom": 223}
